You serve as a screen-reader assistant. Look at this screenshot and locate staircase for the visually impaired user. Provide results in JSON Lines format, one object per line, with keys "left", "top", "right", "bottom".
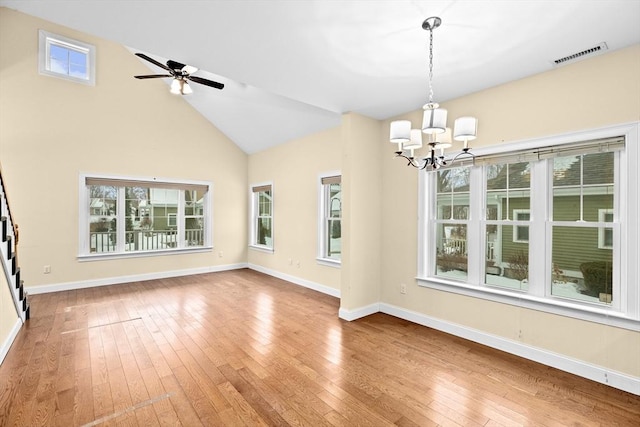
{"left": 0, "top": 167, "right": 29, "bottom": 322}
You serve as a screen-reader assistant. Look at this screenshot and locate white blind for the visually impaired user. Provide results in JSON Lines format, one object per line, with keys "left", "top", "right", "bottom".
{"left": 321, "top": 175, "right": 341, "bottom": 185}
{"left": 473, "top": 136, "right": 625, "bottom": 166}
{"left": 85, "top": 177, "right": 208, "bottom": 193}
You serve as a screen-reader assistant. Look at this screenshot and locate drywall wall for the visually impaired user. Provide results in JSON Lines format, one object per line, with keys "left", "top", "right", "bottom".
{"left": 0, "top": 8, "right": 248, "bottom": 290}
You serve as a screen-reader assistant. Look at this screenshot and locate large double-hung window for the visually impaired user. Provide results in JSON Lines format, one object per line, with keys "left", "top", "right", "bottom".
{"left": 419, "top": 124, "right": 639, "bottom": 327}
{"left": 79, "top": 175, "right": 211, "bottom": 258}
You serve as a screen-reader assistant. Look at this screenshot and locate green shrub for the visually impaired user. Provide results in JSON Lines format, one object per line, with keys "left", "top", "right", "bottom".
{"left": 579, "top": 261, "right": 612, "bottom": 297}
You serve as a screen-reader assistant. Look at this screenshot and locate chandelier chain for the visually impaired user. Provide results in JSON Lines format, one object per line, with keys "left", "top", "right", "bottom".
{"left": 428, "top": 27, "right": 434, "bottom": 104}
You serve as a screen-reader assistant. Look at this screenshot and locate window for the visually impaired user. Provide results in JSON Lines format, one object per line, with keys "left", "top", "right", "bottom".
{"left": 79, "top": 175, "right": 211, "bottom": 258}
{"left": 39, "top": 30, "right": 95, "bottom": 85}
{"left": 418, "top": 124, "right": 639, "bottom": 328}
{"left": 318, "top": 174, "right": 342, "bottom": 265}
{"left": 250, "top": 183, "right": 273, "bottom": 251}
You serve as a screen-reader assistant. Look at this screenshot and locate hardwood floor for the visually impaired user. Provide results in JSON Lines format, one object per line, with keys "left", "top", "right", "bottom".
{"left": 1, "top": 269, "right": 638, "bottom": 426}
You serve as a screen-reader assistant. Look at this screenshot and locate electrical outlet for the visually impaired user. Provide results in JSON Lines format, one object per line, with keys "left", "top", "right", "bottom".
{"left": 218, "top": 251, "right": 224, "bottom": 258}
{"left": 43, "top": 265, "right": 51, "bottom": 274}
{"left": 400, "top": 283, "right": 407, "bottom": 294}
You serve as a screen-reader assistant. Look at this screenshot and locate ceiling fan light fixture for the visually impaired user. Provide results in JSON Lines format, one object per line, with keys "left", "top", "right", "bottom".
{"left": 181, "top": 80, "right": 193, "bottom": 95}
{"left": 170, "top": 79, "right": 182, "bottom": 95}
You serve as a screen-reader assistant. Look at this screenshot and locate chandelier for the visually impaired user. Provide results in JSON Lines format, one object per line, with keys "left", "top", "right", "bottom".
{"left": 389, "top": 17, "right": 477, "bottom": 171}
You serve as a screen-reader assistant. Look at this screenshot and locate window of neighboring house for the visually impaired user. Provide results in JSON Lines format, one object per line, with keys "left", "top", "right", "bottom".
{"left": 79, "top": 175, "right": 211, "bottom": 259}
{"left": 250, "top": 183, "right": 273, "bottom": 251}
{"left": 418, "top": 125, "right": 639, "bottom": 329}
{"left": 318, "top": 174, "right": 342, "bottom": 266}
{"left": 38, "top": 30, "right": 95, "bottom": 85}
{"left": 512, "top": 210, "right": 531, "bottom": 243}
{"left": 167, "top": 213, "right": 177, "bottom": 228}
{"left": 598, "top": 209, "right": 614, "bottom": 249}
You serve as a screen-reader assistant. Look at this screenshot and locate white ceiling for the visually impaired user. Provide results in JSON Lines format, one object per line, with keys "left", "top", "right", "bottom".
{"left": 2, "top": 0, "right": 639, "bottom": 154}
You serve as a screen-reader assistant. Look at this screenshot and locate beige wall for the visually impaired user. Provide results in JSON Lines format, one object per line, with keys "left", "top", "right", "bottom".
{"left": 380, "top": 44, "right": 640, "bottom": 377}
{"left": 0, "top": 8, "right": 248, "bottom": 292}
{"left": 340, "top": 113, "right": 382, "bottom": 311}
{"left": 248, "top": 126, "right": 342, "bottom": 291}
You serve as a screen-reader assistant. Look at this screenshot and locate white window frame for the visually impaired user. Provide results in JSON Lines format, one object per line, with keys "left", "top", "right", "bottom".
{"left": 512, "top": 209, "right": 531, "bottom": 243}
{"left": 78, "top": 174, "right": 212, "bottom": 260}
{"left": 317, "top": 172, "right": 342, "bottom": 267}
{"left": 249, "top": 182, "right": 274, "bottom": 253}
{"left": 38, "top": 30, "right": 96, "bottom": 85}
{"left": 598, "top": 209, "right": 614, "bottom": 249}
{"left": 417, "top": 122, "right": 640, "bottom": 331}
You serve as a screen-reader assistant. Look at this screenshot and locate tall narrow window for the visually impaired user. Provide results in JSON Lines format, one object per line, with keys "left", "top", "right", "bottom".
{"left": 39, "top": 30, "right": 95, "bottom": 85}
{"left": 485, "top": 162, "right": 531, "bottom": 290}
{"left": 435, "top": 166, "right": 471, "bottom": 281}
{"left": 251, "top": 184, "right": 273, "bottom": 250}
{"left": 318, "top": 175, "right": 342, "bottom": 264}
{"left": 550, "top": 151, "right": 615, "bottom": 303}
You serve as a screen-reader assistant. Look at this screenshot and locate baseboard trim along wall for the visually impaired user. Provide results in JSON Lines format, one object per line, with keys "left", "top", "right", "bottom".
{"left": 378, "top": 302, "right": 639, "bottom": 396}
{"left": 338, "top": 303, "right": 380, "bottom": 321}
{"left": 247, "top": 264, "right": 341, "bottom": 298}
{"left": 0, "top": 318, "right": 22, "bottom": 365}
{"left": 27, "top": 263, "right": 249, "bottom": 295}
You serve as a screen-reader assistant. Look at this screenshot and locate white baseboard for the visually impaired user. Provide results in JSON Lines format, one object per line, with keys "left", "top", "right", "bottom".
{"left": 27, "top": 263, "right": 248, "bottom": 295}
{"left": 379, "top": 302, "right": 640, "bottom": 396}
{"left": 0, "top": 317, "right": 22, "bottom": 366}
{"left": 338, "top": 303, "right": 380, "bottom": 321}
{"left": 247, "top": 264, "right": 340, "bottom": 298}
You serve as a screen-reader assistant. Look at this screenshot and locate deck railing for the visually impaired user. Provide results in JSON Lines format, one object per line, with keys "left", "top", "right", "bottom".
{"left": 90, "top": 229, "right": 204, "bottom": 253}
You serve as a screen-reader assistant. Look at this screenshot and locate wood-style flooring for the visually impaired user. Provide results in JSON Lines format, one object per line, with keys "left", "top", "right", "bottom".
{"left": 0, "top": 269, "right": 638, "bottom": 426}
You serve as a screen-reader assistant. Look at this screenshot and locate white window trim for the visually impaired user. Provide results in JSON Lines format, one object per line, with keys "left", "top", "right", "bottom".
{"left": 38, "top": 30, "right": 96, "bottom": 86}
{"left": 598, "top": 209, "right": 614, "bottom": 249}
{"left": 78, "top": 174, "right": 213, "bottom": 261}
{"left": 249, "top": 181, "right": 274, "bottom": 253}
{"left": 417, "top": 122, "right": 640, "bottom": 331}
{"left": 512, "top": 209, "right": 531, "bottom": 243}
{"left": 317, "top": 171, "right": 342, "bottom": 267}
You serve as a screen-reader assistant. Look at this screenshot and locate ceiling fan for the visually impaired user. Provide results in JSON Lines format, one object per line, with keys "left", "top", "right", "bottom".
{"left": 133, "top": 53, "right": 224, "bottom": 95}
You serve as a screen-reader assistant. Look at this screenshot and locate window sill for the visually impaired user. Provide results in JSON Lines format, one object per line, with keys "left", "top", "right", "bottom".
{"left": 249, "top": 244, "right": 274, "bottom": 254}
{"left": 316, "top": 257, "right": 341, "bottom": 268}
{"left": 417, "top": 276, "right": 640, "bottom": 331}
{"left": 78, "top": 246, "right": 212, "bottom": 261}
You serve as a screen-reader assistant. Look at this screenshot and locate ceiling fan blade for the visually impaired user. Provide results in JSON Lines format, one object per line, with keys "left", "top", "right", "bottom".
{"left": 183, "top": 65, "right": 198, "bottom": 75}
{"left": 187, "top": 75, "right": 224, "bottom": 90}
{"left": 167, "top": 59, "right": 188, "bottom": 71}
{"left": 134, "top": 74, "right": 173, "bottom": 79}
{"left": 135, "top": 53, "right": 171, "bottom": 72}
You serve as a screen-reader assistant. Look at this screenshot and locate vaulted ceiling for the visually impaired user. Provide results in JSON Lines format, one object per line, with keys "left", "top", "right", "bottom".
{"left": 2, "top": 0, "right": 639, "bottom": 153}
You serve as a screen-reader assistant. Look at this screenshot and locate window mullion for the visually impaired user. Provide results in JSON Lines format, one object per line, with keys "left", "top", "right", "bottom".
{"left": 116, "top": 187, "right": 126, "bottom": 252}
{"left": 467, "top": 167, "right": 483, "bottom": 284}
{"left": 177, "top": 191, "right": 185, "bottom": 249}
{"left": 528, "top": 159, "right": 548, "bottom": 297}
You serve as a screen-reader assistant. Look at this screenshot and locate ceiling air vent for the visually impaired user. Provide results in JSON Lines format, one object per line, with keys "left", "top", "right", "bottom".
{"left": 552, "top": 42, "right": 608, "bottom": 66}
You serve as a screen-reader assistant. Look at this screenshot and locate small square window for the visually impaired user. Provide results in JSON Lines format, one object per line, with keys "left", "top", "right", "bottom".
{"left": 39, "top": 30, "right": 95, "bottom": 85}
